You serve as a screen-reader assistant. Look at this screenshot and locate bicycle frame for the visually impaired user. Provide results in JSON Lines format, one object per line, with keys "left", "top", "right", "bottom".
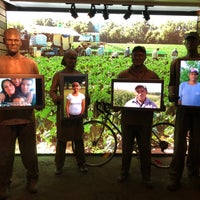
{"left": 83, "top": 101, "right": 174, "bottom": 168}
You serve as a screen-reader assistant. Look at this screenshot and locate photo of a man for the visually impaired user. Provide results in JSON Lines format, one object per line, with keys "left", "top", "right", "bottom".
{"left": 124, "top": 85, "right": 158, "bottom": 108}
{"left": 179, "top": 67, "right": 200, "bottom": 106}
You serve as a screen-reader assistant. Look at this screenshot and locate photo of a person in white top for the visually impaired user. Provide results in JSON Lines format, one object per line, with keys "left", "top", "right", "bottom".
{"left": 65, "top": 82, "right": 85, "bottom": 118}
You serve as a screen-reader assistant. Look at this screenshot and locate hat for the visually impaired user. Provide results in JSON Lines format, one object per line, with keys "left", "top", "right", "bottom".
{"left": 184, "top": 31, "right": 199, "bottom": 40}
{"left": 189, "top": 68, "right": 199, "bottom": 74}
{"left": 135, "top": 85, "right": 147, "bottom": 91}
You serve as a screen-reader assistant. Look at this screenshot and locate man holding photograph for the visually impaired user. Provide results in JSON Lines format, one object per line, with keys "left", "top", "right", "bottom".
{"left": 0, "top": 28, "right": 39, "bottom": 199}
{"left": 167, "top": 31, "right": 200, "bottom": 191}
{"left": 117, "top": 46, "right": 159, "bottom": 188}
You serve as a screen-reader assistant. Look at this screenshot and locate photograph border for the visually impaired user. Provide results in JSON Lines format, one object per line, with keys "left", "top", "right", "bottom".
{"left": 59, "top": 73, "right": 88, "bottom": 120}
{"left": 177, "top": 58, "right": 200, "bottom": 109}
{"left": 111, "top": 79, "right": 164, "bottom": 111}
{"left": 0, "top": 74, "right": 45, "bottom": 110}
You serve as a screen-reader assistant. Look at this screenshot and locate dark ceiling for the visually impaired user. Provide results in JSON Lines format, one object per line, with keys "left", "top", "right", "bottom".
{"left": 4, "top": 0, "right": 200, "bottom": 16}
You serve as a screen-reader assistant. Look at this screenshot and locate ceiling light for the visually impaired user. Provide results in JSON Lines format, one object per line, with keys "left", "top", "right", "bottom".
{"left": 103, "top": 4, "right": 109, "bottom": 20}
{"left": 88, "top": 4, "right": 96, "bottom": 18}
{"left": 143, "top": 5, "right": 150, "bottom": 21}
{"left": 69, "top": 3, "right": 78, "bottom": 19}
{"left": 124, "top": 5, "right": 132, "bottom": 20}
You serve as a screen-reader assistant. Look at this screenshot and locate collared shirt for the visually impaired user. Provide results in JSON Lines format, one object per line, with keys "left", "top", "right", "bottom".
{"left": 124, "top": 97, "right": 157, "bottom": 108}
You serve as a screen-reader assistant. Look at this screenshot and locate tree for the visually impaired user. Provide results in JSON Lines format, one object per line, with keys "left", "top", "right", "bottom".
{"left": 34, "top": 18, "right": 56, "bottom": 26}
{"left": 159, "top": 21, "right": 196, "bottom": 44}
{"left": 70, "top": 21, "right": 88, "bottom": 34}
{"left": 7, "top": 22, "right": 24, "bottom": 31}
{"left": 8, "top": 16, "right": 197, "bottom": 44}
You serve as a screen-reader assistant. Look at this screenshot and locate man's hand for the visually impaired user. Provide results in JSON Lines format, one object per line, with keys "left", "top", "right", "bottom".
{"left": 168, "top": 94, "right": 178, "bottom": 102}
{"left": 55, "top": 95, "right": 63, "bottom": 105}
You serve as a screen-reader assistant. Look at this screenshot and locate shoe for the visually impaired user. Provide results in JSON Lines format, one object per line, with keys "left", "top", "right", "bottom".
{"left": 117, "top": 173, "right": 129, "bottom": 182}
{"left": 143, "top": 180, "right": 153, "bottom": 189}
{"left": 54, "top": 168, "right": 63, "bottom": 175}
{"left": 167, "top": 181, "right": 181, "bottom": 191}
{"left": 0, "top": 187, "right": 9, "bottom": 200}
{"left": 79, "top": 164, "right": 88, "bottom": 173}
{"left": 26, "top": 181, "right": 38, "bottom": 194}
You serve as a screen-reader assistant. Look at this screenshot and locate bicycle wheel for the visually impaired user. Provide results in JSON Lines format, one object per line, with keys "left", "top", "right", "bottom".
{"left": 151, "top": 122, "right": 175, "bottom": 168}
{"left": 83, "top": 120, "right": 117, "bottom": 167}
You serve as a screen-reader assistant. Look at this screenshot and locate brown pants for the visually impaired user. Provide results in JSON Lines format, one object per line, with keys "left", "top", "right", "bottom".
{"left": 0, "top": 123, "right": 39, "bottom": 188}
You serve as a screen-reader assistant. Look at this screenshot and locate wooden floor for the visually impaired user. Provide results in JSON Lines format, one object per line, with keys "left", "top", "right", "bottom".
{"left": 7, "top": 155, "right": 200, "bottom": 200}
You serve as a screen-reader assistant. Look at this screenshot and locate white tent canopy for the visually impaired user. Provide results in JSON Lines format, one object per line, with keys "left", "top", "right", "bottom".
{"left": 26, "top": 25, "right": 80, "bottom": 36}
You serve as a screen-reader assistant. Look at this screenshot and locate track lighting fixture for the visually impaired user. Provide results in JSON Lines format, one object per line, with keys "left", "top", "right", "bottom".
{"left": 124, "top": 5, "right": 132, "bottom": 20}
{"left": 70, "top": 3, "right": 78, "bottom": 19}
{"left": 143, "top": 5, "right": 150, "bottom": 21}
{"left": 88, "top": 4, "right": 96, "bottom": 18}
{"left": 103, "top": 4, "right": 109, "bottom": 20}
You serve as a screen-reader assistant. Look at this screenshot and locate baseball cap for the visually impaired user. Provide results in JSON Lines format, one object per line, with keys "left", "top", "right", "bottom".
{"left": 135, "top": 85, "right": 147, "bottom": 91}
{"left": 184, "top": 31, "right": 199, "bottom": 40}
{"left": 189, "top": 68, "right": 199, "bottom": 74}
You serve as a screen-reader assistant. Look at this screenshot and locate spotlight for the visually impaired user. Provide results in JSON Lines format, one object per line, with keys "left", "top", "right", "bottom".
{"left": 124, "top": 5, "right": 132, "bottom": 20}
{"left": 143, "top": 5, "right": 150, "bottom": 21}
{"left": 88, "top": 4, "right": 96, "bottom": 18}
{"left": 103, "top": 4, "right": 109, "bottom": 20}
{"left": 70, "top": 3, "right": 78, "bottom": 19}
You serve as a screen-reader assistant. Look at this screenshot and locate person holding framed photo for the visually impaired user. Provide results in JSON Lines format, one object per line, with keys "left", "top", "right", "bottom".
{"left": 50, "top": 49, "right": 88, "bottom": 175}
{"left": 167, "top": 31, "right": 200, "bottom": 191}
{"left": 0, "top": 28, "right": 39, "bottom": 199}
{"left": 117, "top": 46, "right": 160, "bottom": 188}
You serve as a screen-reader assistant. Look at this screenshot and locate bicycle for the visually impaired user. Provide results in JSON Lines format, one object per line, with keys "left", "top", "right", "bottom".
{"left": 82, "top": 101, "right": 174, "bottom": 168}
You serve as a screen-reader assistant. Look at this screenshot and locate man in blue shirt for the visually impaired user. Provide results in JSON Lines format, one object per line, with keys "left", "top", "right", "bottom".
{"left": 179, "top": 68, "right": 200, "bottom": 106}
{"left": 168, "top": 31, "right": 200, "bottom": 191}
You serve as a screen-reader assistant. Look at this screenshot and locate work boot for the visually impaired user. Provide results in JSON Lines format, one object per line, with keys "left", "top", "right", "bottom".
{"left": 117, "top": 172, "right": 129, "bottom": 182}
{"left": 54, "top": 168, "right": 63, "bottom": 175}
{"left": 26, "top": 180, "right": 38, "bottom": 194}
{"left": 79, "top": 163, "right": 88, "bottom": 173}
{"left": 167, "top": 180, "right": 181, "bottom": 191}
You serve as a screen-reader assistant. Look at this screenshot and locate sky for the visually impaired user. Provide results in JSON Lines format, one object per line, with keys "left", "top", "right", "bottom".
{"left": 7, "top": 11, "right": 198, "bottom": 28}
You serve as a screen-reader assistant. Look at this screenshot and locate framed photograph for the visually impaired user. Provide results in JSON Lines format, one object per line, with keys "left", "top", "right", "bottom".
{"left": 111, "top": 79, "right": 164, "bottom": 111}
{"left": 0, "top": 74, "right": 45, "bottom": 110}
{"left": 59, "top": 74, "right": 88, "bottom": 120}
{"left": 177, "top": 59, "right": 200, "bottom": 108}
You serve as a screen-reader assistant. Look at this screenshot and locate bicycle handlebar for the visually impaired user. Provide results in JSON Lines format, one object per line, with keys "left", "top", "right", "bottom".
{"left": 95, "top": 101, "right": 112, "bottom": 115}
